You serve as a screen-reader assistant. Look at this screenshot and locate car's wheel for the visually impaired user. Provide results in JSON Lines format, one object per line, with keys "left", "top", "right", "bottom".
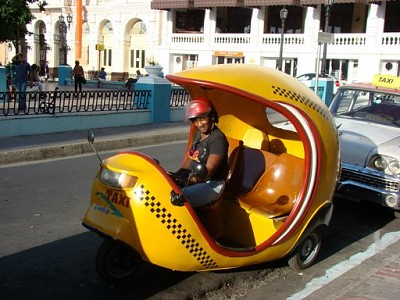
{"left": 288, "top": 230, "right": 321, "bottom": 271}
{"left": 96, "top": 239, "right": 144, "bottom": 285}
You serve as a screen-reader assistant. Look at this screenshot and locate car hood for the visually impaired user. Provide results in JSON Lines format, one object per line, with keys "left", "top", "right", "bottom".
{"left": 335, "top": 117, "right": 400, "bottom": 166}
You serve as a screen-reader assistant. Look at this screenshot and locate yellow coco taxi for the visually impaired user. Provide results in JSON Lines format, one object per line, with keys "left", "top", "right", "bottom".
{"left": 82, "top": 64, "right": 340, "bottom": 285}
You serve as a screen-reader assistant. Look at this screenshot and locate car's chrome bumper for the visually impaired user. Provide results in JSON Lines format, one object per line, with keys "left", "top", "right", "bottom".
{"left": 335, "top": 163, "right": 400, "bottom": 210}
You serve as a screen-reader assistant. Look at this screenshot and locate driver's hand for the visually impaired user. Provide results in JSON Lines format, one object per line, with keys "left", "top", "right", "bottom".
{"left": 170, "top": 168, "right": 190, "bottom": 187}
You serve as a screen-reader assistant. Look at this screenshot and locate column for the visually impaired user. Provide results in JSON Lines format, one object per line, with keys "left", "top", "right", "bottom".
{"left": 135, "top": 69, "right": 172, "bottom": 124}
{"left": 297, "top": 6, "right": 322, "bottom": 76}
{"left": 58, "top": 65, "right": 73, "bottom": 85}
{"left": 0, "top": 66, "right": 7, "bottom": 92}
{"left": 356, "top": 3, "right": 383, "bottom": 81}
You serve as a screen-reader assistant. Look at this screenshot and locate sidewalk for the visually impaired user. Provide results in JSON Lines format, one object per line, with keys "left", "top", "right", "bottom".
{"left": 0, "top": 122, "right": 189, "bottom": 165}
{"left": 41, "top": 80, "right": 114, "bottom": 92}
{"left": 241, "top": 232, "right": 400, "bottom": 300}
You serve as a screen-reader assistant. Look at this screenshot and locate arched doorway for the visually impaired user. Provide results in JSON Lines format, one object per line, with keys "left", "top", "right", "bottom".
{"left": 34, "top": 21, "right": 49, "bottom": 76}
{"left": 98, "top": 20, "right": 113, "bottom": 70}
{"left": 125, "top": 19, "right": 147, "bottom": 76}
{"left": 59, "top": 19, "right": 68, "bottom": 65}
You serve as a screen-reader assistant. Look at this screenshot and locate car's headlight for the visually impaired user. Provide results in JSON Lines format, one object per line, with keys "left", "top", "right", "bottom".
{"left": 99, "top": 167, "right": 138, "bottom": 188}
{"left": 389, "top": 160, "right": 400, "bottom": 176}
{"left": 373, "top": 156, "right": 388, "bottom": 170}
{"left": 368, "top": 155, "right": 400, "bottom": 176}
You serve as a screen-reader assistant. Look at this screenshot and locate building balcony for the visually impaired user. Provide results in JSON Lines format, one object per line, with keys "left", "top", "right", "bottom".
{"left": 168, "top": 32, "right": 400, "bottom": 58}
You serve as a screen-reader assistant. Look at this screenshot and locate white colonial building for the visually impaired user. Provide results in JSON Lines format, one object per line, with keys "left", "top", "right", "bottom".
{"left": 6, "top": 0, "right": 398, "bottom": 82}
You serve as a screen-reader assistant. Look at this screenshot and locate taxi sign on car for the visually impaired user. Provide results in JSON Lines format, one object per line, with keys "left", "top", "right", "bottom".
{"left": 372, "top": 74, "right": 400, "bottom": 90}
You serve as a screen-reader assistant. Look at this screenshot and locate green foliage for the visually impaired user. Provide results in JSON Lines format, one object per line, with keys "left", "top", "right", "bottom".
{"left": 0, "top": 0, "right": 47, "bottom": 43}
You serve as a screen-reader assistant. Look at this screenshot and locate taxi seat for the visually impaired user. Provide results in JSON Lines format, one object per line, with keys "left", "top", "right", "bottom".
{"left": 239, "top": 153, "right": 304, "bottom": 218}
{"left": 224, "top": 137, "right": 305, "bottom": 218}
{"left": 224, "top": 140, "right": 266, "bottom": 200}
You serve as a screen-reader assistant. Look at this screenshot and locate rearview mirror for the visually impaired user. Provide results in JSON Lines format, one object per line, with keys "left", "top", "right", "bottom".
{"left": 87, "top": 129, "right": 95, "bottom": 144}
{"left": 87, "top": 129, "right": 102, "bottom": 162}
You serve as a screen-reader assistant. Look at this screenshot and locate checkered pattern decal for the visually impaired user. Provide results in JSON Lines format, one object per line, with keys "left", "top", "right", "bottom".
{"left": 138, "top": 184, "right": 218, "bottom": 269}
{"left": 271, "top": 85, "right": 332, "bottom": 121}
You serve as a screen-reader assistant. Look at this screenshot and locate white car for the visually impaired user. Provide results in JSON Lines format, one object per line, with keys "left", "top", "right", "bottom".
{"left": 296, "top": 73, "right": 344, "bottom": 94}
{"left": 329, "top": 75, "right": 400, "bottom": 214}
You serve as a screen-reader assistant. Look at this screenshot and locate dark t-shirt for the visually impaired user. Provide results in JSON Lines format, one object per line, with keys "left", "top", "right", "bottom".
{"left": 98, "top": 70, "right": 107, "bottom": 80}
{"left": 188, "top": 126, "right": 229, "bottom": 181}
{"left": 73, "top": 66, "right": 84, "bottom": 77}
{"left": 15, "top": 62, "right": 31, "bottom": 83}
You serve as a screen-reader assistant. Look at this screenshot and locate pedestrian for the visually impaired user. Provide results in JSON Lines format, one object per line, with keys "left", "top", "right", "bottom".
{"left": 136, "top": 69, "right": 143, "bottom": 78}
{"left": 72, "top": 60, "right": 85, "bottom": 92}
{"left": 172, "top": 98, "right": 229, "bottom": 208}
{"left": 13, "top": 53, "right": 31, "bottom": 111}
{"left": 97, "top": 67, "right": 107, "bottom": 88}
{"left": 29, "top": 64, "right": 44, "bottom": 92}
{"left": 44, "top": 61, "right": 50, "bottom": 81}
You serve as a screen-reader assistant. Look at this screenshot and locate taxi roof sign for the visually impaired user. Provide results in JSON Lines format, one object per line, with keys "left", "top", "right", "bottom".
{"left": 372, "top": 74, "right": 400, "bottom": 90}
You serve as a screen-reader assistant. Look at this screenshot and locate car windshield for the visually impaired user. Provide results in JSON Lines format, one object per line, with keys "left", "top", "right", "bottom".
{"left": 331, "top": 88, "right": 400, "bottom": 127}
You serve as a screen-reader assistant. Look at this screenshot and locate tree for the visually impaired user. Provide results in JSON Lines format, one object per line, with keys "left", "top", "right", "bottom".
{"left": 0, "top": 0, "right": 47, "bottom": 52}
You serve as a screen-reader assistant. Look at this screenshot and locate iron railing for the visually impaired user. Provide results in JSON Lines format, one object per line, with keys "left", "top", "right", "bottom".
{"left": 0, "top": 87, "right": 190, "bottom": 117}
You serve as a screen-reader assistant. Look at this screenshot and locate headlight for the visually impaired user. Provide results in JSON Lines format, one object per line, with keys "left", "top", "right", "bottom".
{"left": 368, "top": 155, "right": 400, "bottom": 176}
{"left": 99, "top": 167, "right": 138, "bottom": 188}
{"left": 373, "top": 156, "right": 388, "bottom": 171}
{"left": 389, "top": 160, "right": 400, "bottom": 176}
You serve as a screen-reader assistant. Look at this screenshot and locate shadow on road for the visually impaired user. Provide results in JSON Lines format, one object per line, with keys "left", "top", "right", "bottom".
{"left": 318, "top": 197, "right": 396, "bottom": 262}
{"left": 0, "top": 232, "right": 192, "bottom": 300}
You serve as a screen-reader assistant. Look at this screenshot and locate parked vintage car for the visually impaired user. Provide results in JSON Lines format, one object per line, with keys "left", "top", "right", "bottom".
{"left": 329, "top": 74, "right": 400, "bottom": 215}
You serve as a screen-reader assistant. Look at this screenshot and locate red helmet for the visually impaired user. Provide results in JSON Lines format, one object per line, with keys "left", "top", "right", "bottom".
{"left": 185, "top": 98, "right": 213, "bottom": 119}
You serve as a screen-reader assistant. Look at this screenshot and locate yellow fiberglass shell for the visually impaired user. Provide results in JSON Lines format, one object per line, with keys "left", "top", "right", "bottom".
{"left": 83, "top": 151, "right": 313, "bottom": 272}
{"left": 166, "top": 64, "right": 340, "bottom": 249}
{"left": 83, "top": 64, "right": 340, "bottom": 273}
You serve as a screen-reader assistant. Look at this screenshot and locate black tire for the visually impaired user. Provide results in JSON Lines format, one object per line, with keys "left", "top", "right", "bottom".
{"left": 95, "top": 239, "right": 143, "bottom": 285}
{"left": 288, "top": 230, "right": 322, "bottom": 271}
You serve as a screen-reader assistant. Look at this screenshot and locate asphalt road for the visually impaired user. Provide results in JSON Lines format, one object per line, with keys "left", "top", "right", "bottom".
{"left": 0, "top": 141, "right": 398, "bottom": 300}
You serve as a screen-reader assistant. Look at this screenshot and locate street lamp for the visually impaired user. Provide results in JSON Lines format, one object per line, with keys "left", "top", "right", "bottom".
{"left": 67, "top": 13, "right": 73, "bottom": 30}
{"left": 278, "top": 7, "right": 288, "bottom": 72}
{"left": 58, "top": 14, "right": 64, "bottom": 24}
{"left": 321, "top": 0, "right": 334, "bottom": 76}
{"left": 58, "top": 14, "right": 73, "bottom": 65}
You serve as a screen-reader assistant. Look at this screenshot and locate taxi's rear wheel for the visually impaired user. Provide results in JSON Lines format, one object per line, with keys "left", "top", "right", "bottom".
{"left": 288, "top": 230, "right": 321, "bottom": 271}
{"left": 96, "top": 238, "right": 143, "bottom": 285}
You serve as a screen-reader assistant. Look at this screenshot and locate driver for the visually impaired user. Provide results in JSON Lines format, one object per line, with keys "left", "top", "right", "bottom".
{"left": 175, "top": 97, "right": 229, "bottom": 208}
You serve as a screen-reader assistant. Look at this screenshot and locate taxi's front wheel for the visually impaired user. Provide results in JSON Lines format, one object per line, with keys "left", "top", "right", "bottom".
{"left": 96, "top": 238, "right": 144, "bottom": 285}
{"left": 288, "top": 230, "right": 321, "bottom": 270}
